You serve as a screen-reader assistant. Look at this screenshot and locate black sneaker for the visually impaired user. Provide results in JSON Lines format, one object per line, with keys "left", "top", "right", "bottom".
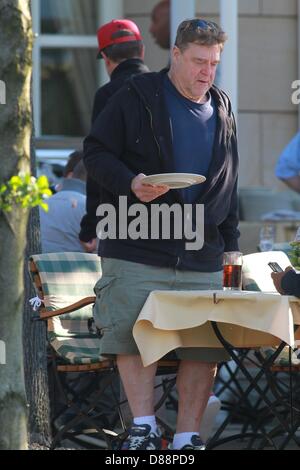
{"left": 181, "top": 434, "right": 206, "bottom": 450}
{"left": 123, "top": 424, "right": 161, "bottom": 450}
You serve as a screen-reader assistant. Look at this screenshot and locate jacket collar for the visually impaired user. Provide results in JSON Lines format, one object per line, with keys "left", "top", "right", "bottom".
{"left": 110, "top": 58, "right": 149, "bottom": 82}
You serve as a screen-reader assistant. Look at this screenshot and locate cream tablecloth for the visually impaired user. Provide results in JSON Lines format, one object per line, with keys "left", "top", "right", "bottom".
{"left": 133, "top": 290, "right": 300, "bottom": 366}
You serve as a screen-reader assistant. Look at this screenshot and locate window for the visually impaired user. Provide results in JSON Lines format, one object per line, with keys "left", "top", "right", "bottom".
{"left": 32, "top": 0, "right": 100, "bottom": 138}
{"left": 41, "top": 47, "right": 97, "bottom": 136}
{"left": 41, "top": 0, "right": 99, "bottom": 35}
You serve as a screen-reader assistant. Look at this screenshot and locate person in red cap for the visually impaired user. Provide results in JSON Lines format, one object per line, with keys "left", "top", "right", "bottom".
{"left": 79, "top": 19, "right": 149, "bottom": 253}
{"left": 93, "top": 19, "right": 147, "bottom": 121}
{"left": 97, "top": 19, "right": 143, "bottom": 56}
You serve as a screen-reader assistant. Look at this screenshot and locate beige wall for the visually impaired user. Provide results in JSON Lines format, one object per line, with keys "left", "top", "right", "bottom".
{"left": 238, "top": 9, "right": 298, "bottom": 189}
{"left": 124, "top": 0, "right": 299, "bottom": 190}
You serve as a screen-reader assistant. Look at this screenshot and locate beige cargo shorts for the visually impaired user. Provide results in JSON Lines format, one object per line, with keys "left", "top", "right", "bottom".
{"left": 93, "top": 257, "right": 229, "bottom": 362}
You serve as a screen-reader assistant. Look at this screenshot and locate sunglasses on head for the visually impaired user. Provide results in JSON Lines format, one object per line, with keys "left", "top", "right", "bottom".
{"left": 180, "top": 19, "right": 218, "bottom": 33}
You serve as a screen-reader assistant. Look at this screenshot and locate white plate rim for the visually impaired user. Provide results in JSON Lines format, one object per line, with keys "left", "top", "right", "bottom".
{"left": 141, "top": 173, "right": 206, "bottom": 187}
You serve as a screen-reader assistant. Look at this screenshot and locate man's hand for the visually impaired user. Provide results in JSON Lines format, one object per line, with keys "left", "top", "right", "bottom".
{"left": 131, "top": 173, "right": 170, "bottom": 202}
{"left": 271, "top": 266, "right": 294, "bottom": 294}
{"left": 80, "top": 238, "right": 98, "bottom": 253}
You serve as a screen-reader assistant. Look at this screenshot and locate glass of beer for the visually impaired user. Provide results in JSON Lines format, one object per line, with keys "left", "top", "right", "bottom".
{"left": 223, "top": 251, "right": 243, "bottom": 290}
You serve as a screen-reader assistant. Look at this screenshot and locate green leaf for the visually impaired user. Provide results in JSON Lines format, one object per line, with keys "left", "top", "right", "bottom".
{"left": 0, "top": 172, "right": 51, "bottom": 212}
{"left": 40, "top": 201, "right": 49, "bottom": 212}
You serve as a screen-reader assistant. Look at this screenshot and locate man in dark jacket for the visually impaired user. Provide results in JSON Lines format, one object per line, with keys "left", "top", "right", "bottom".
{"left": 272, "top": 266, "right": 300, "bottom": 297}
{"left": 84, "top": 19, "right": 239, "bottom": 450}
{"left": 79, "top": 19, "right": 149, "bottom": 252}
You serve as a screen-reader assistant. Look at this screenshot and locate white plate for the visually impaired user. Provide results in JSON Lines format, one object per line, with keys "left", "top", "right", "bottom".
{"left": 141, "top": 173, "right": 206, "bottom": 189}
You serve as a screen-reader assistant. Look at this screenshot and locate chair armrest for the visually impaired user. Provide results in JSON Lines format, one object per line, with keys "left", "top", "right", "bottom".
{"left": 35, "top": 296, "right": 96, "bottom": 320}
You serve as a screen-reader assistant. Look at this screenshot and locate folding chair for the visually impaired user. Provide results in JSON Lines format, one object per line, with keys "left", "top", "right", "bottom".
{"left": 209, "top": 251, "right": 300, "bottom": 449}
{"left": 29, "top": 252, "right": 127, "bottom": 449}
{"left": 29, "top": 252, "right": 178, "bottom": 449}
{"left": 243, "top": 251, "right": 300, "bottom": 449}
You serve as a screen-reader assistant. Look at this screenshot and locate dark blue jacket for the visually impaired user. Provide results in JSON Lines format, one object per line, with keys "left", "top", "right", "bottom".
{"left": 84, "top": 70, "right": 239, "bottom": 272}
{"left": 281, "top": 270, "right": 300, "bottom": 297}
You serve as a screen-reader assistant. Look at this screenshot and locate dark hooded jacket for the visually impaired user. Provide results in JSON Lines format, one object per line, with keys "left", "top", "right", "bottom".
{"left": 79, "top": 58, "right": 149, "bottom": 242}
{"left": 84, "top": 70, "right": 239, "bottom": 272}
{"left": 281, "top": 270, "right": 300, "bottom": 297}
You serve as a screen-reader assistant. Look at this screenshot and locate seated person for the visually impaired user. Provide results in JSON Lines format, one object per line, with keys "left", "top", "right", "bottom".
{"left": 271, "top": 266, "right": 300, "bottom": 297}
{"left": 40, "top": 153, "right": 87, "bottom": 253}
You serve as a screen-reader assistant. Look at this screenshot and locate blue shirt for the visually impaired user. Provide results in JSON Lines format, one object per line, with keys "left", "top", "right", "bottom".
{"left": 275, "top": 131, "right": 300, "bottom": 179}
{"left": 40, "top": 178, "right": 87, "bottom": 253}
{"left": 163, "top": 75, "right": 216, "bottom": 202}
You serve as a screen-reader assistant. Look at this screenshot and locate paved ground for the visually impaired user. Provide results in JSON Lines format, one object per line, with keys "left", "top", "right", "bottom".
{"left": 54, "top": 406, "right": 300, "bottom": 451}
{"left": 49, "top": 360, "right": 300, "bottom": 451}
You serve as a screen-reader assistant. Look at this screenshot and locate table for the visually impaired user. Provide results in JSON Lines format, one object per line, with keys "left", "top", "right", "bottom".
{"left": 133, "top": 290, "right": 300, "bottom": 449}
{"left": 133, "top": 290, "right": 300, "bottom": 367}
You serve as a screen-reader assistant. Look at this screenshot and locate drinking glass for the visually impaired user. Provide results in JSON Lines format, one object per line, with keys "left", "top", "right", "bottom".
{"left": 259, "top": 225, "right": 275, "bottom": 252}
{"left": 223, "top": 251, "right": 243, "bottom": 290}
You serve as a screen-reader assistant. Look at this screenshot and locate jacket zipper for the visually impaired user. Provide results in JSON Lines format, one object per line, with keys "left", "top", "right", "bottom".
{"left": 145, "top": 105, "right": 162, "bottom": 162}
{"left": 146, "top": 105, "right": 184, "bottom": 268}
{"left": 129, "top": 80, "right": 163, "bottom": 163}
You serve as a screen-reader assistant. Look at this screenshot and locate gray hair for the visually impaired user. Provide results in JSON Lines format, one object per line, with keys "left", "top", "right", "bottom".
{"left": 175, "top": 19, "right": 227, "bottom": 52}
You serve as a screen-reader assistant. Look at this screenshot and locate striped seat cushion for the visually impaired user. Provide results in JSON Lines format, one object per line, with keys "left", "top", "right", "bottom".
{"left": 50, "top": 335, "right": 104, "bottom": 365}
{"left": 29, "top": 252, "right": 103, "bottom": 363}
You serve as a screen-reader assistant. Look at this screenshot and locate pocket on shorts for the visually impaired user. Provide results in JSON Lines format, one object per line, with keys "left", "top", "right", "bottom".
{"left": 93, "top": 275, "right": 117, "bottom": 331}
{"left": 94, "top": 275, "right": 116, "bottom": 296}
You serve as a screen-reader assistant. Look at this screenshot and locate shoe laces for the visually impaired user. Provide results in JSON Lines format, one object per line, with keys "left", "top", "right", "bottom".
{"left": 127, "top": 424, "right": 160, "bottom": 450}
{"left": 128, "top": 435, "right": 147, "bottom": 450}
{"left": 127, "top": 424, "right": 151, "bottom": 450}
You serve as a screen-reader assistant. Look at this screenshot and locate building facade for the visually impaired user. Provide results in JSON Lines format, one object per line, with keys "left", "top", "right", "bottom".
{"left": 32, "top": 0, "right": 299, "bottom": 190}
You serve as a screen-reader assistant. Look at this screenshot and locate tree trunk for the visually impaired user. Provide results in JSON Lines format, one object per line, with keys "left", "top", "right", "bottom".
{"left": 23, "top": 208, "right": 52, "bottom": 447}
{"left": 23, "top": 198, "right": 51, "bottom": 445}
{"left": 0, "top": 0, "right": 33, "bottom": 450}
{"left": 22, "top": 0, "right": 51, "bottom": 441}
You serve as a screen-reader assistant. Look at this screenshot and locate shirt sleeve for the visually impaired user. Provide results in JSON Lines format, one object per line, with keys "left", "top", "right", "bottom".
{"left": 218, "top": 111, "right": 240, "bottom": 252}
{"left": 84, "top": 91, "right": 136, "bottom": 198}
{"left": 275, "top": 132, "right": 300, "bottom": 179}
{"left": 79, "top": 178, "right": 100, "bottom": 242}
{"left": 281, "top": 269, "right": 300, "bottom": 297}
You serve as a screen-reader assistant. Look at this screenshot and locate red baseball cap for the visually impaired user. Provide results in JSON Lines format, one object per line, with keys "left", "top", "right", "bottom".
{"left": 97, "top": 19, "right": 143, "bottom": 58}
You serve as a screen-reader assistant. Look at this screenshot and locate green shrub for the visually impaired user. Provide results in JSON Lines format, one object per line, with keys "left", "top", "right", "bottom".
{"left": 0, "top": 173, "right": 51, "bottom": 213}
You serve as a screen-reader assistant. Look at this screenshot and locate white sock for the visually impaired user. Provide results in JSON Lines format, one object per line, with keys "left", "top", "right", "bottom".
{"left": 133, "top": 415, "right": 157, "bottom": 433}
{"left": 173, "top": 432, "right": 198, "bottom": 449}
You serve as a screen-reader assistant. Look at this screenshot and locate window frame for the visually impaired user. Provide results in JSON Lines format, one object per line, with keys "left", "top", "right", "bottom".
{"left": 32, "top": 0, "right": 99, "bottom": 138}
